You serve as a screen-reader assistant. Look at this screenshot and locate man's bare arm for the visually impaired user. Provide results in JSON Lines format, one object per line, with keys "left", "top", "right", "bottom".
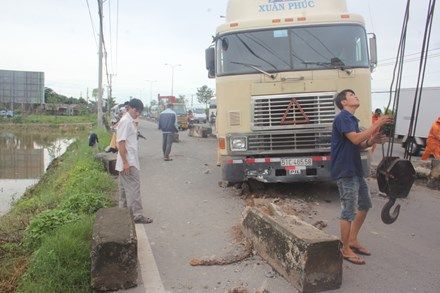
{"left": 345, "top": 115, "right": 393, "bottom": 145}
{"left": 118, "top": 140, "right": 130, "bottom": 172}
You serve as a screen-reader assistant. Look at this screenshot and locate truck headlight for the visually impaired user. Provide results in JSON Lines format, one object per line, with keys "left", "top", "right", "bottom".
{"left": 230, "top": 137, "right": 247, "bottom": 151}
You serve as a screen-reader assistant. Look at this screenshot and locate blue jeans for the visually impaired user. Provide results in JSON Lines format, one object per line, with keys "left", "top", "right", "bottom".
{"left": 336, "top": 176, "right": 372, "bottom": 221}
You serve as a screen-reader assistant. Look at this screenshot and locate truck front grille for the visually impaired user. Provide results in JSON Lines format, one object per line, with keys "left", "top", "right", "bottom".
{"left": 252, "top": 92, "right": 336, "bottom": 130}
{"left": 247, "top": 128, "right": 332, "bottom": 154}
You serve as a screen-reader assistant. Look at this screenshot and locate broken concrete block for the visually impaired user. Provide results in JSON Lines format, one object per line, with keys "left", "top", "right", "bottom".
{"left": 242, "top": 207, "right": 342, "bottom": 293}
{"left": 188, "top": 125, "right": 212, "bottom": 138}
{"left": 428, "top": 159, "right": 440, "bottom": 189}
{"left": 91, "top": 207, "right": 138, "bottom": 291}
{"left": 415, "top": 166, "right": 431, "bottom": 178}
{"left": 95, "top": 152, "right": 118, "bottom": 175}
{"left": 431, "top": 159, "right": 440, "bottom": 178}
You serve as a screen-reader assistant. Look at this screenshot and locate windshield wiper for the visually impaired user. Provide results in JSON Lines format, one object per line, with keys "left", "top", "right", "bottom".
{"left": 303, "top": 58, "right": 352, "bottom": 74}
{"left": 230, "top": 61, "right": 276, "bottom": 79}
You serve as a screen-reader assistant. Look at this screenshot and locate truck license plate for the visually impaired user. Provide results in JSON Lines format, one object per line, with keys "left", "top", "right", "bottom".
{"left": 281, "top": 158, "right": 313, "bottom": 167}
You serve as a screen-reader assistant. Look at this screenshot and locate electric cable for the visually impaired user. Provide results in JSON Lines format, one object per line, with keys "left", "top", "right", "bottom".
{"left": 108, "top": 0, "right": 113, "bottom": 73}
{"left": 115, "top": 0, "right": 119, "bottom": 74}
{"left": 85, "top": 0, "right": 98, "bottom": 48}
{"left": 378, "top": 53, "right": 440, "bottom": 67}
{"left": 378, "top": 47, "right": 440, "bottom": 63}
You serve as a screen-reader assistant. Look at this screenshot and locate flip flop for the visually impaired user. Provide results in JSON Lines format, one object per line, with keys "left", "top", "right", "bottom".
{"left": 340, "top": 249, "right": 366, "bottom": 265}
{"left": 343, "top": 254, "right": 366, "bottom": 265}
{"left": 350, "top": 245, "right": 371, "bottom": 256}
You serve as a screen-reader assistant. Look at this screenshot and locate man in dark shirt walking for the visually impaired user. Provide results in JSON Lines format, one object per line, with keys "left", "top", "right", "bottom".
{"left": 158, "top": 104, "right": 178, "bottom": 161}
{"left": 331, "top": 89, "right": 392, "bottom": 265}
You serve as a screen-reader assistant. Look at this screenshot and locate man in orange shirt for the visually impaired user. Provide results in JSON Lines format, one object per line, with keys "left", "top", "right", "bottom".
{"left": 422, "top": 117, "right": 440, "bottom": 160}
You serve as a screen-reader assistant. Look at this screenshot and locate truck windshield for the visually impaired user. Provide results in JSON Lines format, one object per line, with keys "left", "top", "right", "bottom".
{"left": 216, "top": 24, "right": 369, "bottom": 76}
{"left": 173, "top": 105, "right": 187, "bottom": 115}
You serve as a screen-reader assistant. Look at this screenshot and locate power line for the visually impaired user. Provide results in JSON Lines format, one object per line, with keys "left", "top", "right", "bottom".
{"left": 115, "top": 0, "right": 119, "bottom": 74}
{"left": 85, "top": 0, "right": 98, "bottom": 48}
{"left": 377, "top": 53, "right": 440, "bottom": 67}
{"left": 108, "top": 0, "right": 113, "bottom": 73}
{"left": 378, "top": 47, "right": 440, "bottom": 63}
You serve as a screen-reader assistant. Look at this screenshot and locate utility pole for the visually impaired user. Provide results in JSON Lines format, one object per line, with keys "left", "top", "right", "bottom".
{"left": 107, "top": 74, "right": 113, "bottom": 114}
{"left": 97, "top": 0, "right": 104, "bottom": 128}
{"left": 165, "top": 63, "right": 181, "bottom": 96}
{"left": 146, "top": 80, "right": 157, "bottom": 106}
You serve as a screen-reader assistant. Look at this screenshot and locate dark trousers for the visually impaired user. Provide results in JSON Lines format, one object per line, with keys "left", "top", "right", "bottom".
{"left": 162, "top": 133, "right": 174, "bottom": 158}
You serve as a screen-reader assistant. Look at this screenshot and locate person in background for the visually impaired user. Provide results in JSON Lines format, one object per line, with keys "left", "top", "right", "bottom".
{"left": 116, "top": 98, "right": 152, "bottom": 224}
{"left": 158, "top": 103, "right": 178, "bottom": 161}
{"left": 88, "top": 132, "right": 99, "bottom": 149}
{"left": 210, "top": 111, "right": 216, "bottom": 127}
{"left": 421, "top": 117, "right": 440, "bottom": 160}
{"left": 331, "top": 89, "right": 392, "bottom": 265}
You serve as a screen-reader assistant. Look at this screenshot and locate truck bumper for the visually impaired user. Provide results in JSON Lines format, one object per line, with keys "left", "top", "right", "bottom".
{"left": 221, "top": 154, "right": 370, "bottom": 183}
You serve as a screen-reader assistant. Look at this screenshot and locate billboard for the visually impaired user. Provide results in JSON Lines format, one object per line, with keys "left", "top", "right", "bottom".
{"left": 0, "top": 69, "right": 44, "bottom": 105}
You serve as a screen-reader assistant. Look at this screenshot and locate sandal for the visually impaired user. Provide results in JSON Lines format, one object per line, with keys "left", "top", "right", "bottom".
{"left": 350, "top": 245, "right": 371, "bottom": 256}
{"left": 341, "top": 249, "right": 365, "bottom": 265}
{"left": 343, "top": 254, "right": 366, "bottom": 265}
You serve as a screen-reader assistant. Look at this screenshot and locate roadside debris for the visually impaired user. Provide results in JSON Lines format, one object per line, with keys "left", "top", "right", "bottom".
{"left": 313, "top": 220, "right": 328, "bottom": 230}
{"left": 189, "top": 224, "right": 253, "bottom": 266}
{"left": 227, "top": 287, "right": 248, "bottom": 293}
{"left": 264, "top": 270, "right": 276, "bottom": 278}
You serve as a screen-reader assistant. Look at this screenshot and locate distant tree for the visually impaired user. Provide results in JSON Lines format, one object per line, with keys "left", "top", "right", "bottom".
{"left": 149, "top": 100, "right": 158, "bottom": 111}
{"left": 78, "top": 97, "right": 87, "bottom": 105}
{"left": 177, "top": 94, "right": 186, "bottom": 104}
{"left": 196, "top": 85, "right": 214, "bottom": 109}
{"left": 44, "top": 87, "right": 68, "bottom": 104}
{"left": 92, "top": 88, "right": 99, "bottom": 101}
{"left": 107, "top": 96, "right": 117, "bottom": 110}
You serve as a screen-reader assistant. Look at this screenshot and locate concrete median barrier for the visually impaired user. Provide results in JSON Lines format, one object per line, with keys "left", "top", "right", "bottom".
{"left": 428, "top": 159, "right": 440, "bottom": 189}
{"left": 242, "top": 206, "right": 342, "bottom": 293}
{"left": 95, "top": 152, "right": 118, "bottom": 175}
{"left": 91, "top": 207, "right": 138, "bottom": 291}
{"left": 188, "top": 124, "right": 212, "bottom": 138}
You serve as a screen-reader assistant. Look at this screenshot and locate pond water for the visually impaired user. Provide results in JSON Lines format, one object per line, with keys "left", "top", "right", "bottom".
{"left": 0, "top": 130, "right": 74, "bottom": 216}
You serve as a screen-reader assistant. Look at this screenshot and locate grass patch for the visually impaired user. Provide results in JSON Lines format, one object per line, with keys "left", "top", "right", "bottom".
{"left": 18, "top": 216, "right": 94, "bottom": 293}
{"left": 0, "top": 127, "right": 115, "bottom": 292}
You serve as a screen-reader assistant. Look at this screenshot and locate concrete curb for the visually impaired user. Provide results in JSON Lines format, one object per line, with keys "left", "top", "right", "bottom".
{"left": 120, "top": 225, "right": 168, "bottom": 293}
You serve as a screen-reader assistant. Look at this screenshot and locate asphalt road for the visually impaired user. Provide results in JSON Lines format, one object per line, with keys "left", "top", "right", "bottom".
{"left": 136, "top": 120, "right": 440, "bottom": 293}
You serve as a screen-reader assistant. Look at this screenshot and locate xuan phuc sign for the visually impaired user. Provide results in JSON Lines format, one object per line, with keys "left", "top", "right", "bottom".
{"left": 259, "top": 0, "right": 316, "bottom": 12}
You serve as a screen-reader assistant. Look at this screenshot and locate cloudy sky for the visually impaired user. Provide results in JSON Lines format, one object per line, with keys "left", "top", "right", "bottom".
{"left": 0, "top": 0, "right": 439, "bottom": 109}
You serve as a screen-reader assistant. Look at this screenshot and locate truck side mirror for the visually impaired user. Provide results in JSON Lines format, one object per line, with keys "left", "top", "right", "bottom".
{"left": 368, "top": 33, "right": 377, "bottom": 72}
{"left": 205, "top": 47, "right": 215, "bottom": 79}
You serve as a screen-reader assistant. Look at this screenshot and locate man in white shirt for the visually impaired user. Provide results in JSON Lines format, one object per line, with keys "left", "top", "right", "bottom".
{"left": 116, "top": 98, "right": 152, "bottom": 224}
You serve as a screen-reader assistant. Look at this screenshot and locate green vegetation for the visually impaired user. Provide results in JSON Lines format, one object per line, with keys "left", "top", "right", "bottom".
{"left": 0, "top": 114, "right": 95, "bottom": 125}
{"left": 45, "top": 87, "right": 88, "bottom": 105}
{"left": 0, "top": 127, "right": 116, "bottom": 292}
{"left": 19, "top": 216, "right": 94, "bottom": 293}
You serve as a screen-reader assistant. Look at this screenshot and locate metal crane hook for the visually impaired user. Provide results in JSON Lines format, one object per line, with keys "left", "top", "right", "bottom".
{"left": 381, "top": 197, "right": 401, "bottom": 224}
